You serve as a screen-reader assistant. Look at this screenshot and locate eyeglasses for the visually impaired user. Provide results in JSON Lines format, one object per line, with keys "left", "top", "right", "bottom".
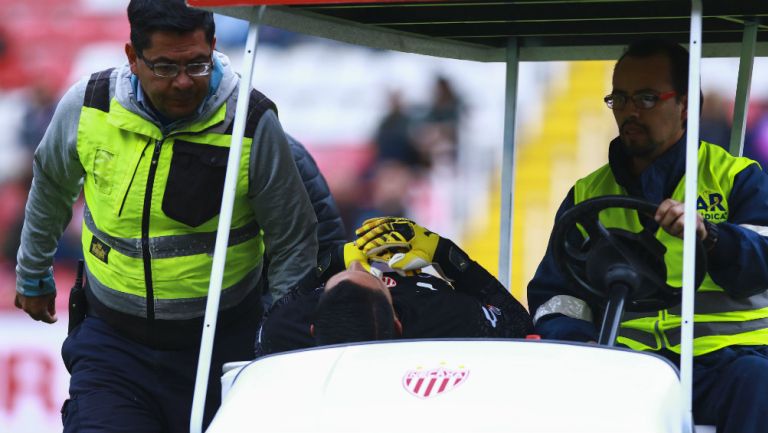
{"left": 604, "top": 91, "right": 677, "bottom": 110}
{"left": 139, "top": 56, "right": 213, "bottom": 78}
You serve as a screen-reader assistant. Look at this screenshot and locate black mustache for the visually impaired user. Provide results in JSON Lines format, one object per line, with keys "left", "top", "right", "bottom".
{"left": 621, "top": 119, "right": 648, "bottom": 132}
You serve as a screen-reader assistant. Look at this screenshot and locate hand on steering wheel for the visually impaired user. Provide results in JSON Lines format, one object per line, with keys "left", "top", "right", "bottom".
{"left": 551, "top": 195, "right": 706, "bottom": 312}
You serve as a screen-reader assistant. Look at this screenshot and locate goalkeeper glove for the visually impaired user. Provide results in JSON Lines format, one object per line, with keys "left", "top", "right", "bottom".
{"left": 342, "top": 241, "right": 372, "bottom": 271}
{"left": 355, "top": 218, "right": 440, "bottom": 275}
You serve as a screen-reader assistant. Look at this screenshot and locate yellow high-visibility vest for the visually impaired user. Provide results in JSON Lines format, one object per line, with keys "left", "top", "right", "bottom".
{"left": 78, "top": 69, "right": 272, "bottom": 321}
{"left": 574, "top": 141, "right": 768, "bottom": 355}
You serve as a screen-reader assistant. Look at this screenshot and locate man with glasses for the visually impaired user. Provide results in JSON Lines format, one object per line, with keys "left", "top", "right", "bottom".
{"left": 527, "top": 39, "right": 768, "bottom": 433}
{"left": 13, "top": 0, "right": 318, "bottom": 431}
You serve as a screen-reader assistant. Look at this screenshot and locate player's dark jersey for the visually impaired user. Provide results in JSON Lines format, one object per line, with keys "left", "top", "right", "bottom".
{"left": 256, "top": 260, "right": 533, "bottom": 356}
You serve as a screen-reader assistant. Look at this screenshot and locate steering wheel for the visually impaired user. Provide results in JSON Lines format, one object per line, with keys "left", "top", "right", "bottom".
{"left": 552, "top": 195, "right": 706, "bottom": 312}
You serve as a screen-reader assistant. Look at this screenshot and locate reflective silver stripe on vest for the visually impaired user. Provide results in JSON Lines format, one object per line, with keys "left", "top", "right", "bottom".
{"left": 83, "top": 204, "right": 261, "bottom": 258}
{"left": 622, "top": 291, "right": 768, "bottom": 321}
{"left": 741, "top": 224, "right": 768, "bottom": 237}
{"left": 620, "top": 316, "right": 768, "bottom": 349}
{"left": 664, "top": 316, "right": 768, "bottom": 345}
{"left": 533, "top": 295, "right": 594, "bottom": 325}
{"left": 85, "top": 263, "right": 262, "bottom": 320}
{"left": 668, "top": 291, "right": 768, "bottom": 316}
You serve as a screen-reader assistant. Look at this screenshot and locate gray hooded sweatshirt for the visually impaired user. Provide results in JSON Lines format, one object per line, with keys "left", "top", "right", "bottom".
{"left": 16, "top": 51, "right": 318, "bottom": 307}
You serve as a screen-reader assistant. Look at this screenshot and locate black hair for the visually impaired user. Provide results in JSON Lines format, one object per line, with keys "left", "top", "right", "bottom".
{"left": 127, "top": 0, "right": 215, "bottom": 56}
{"left": 616, "top": 39, "right": 690, "bottom": 99}
{"left": 313, "top": 280, "right": 397, "bottom": 346}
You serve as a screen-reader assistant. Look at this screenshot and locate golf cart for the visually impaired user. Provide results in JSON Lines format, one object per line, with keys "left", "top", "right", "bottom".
{"left": 181, "top": 1, "right": 768, "bottom": 432}
{"left": 208, "top": 194, "right": 704, "bottom": 433}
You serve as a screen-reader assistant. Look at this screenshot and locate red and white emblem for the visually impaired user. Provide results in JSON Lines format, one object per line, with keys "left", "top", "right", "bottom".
{"left": 382, "top": 276, "right": 397, "bottom": 287}
{"left": 402, "top": 366, "right": 469, "bottom": 399}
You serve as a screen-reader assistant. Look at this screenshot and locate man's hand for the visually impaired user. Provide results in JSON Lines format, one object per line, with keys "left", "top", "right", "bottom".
{"left": 15, "top": 292, "right": 58, "bottom": 323}
{"left": 655, "top": 198, "right": 707, "bottom": 240}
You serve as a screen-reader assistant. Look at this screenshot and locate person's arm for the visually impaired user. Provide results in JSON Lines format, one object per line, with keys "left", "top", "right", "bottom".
{"left": 248, "top": 111, "right": 318, "bottom": 304}
{"left": 527, "top": 188, "right": 599, "bottom": 342}
{"left": 15, "top": 79, "right": 87, "bottom": 322}
{"left": 705, "top": 164, "right": 768, "bottom": 298}
{"left": 430, "top": 238, "right": 533, "bottom": 337}
{"left": 354, "top": 217, "right": 532, "bottom": 336}
{"left": 285, "top": 134, "right": 346, "bottom": 257}
{"left": 255, "top": 279, "right": 320, "bottom": 357}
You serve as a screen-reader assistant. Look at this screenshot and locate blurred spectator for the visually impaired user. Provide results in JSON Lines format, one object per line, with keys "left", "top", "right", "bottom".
{"left": 311, "top": 145, "right": 375, "bottom": 240}
{"left": 348, "top": 160, "right": 417, "bottom": 235}
{"left": 0, "top": 168, "right": 82, "bottom": 265}
{"left": 331, "top": 167, "right": 366, "bottom": 240}
{"left": 341, "top": 76, "right": 468, "bottom": 238}
{"left": 214, "top": 14, "right": 304, "bottom": 48}
{"left": 0, "top": 167, "right": 31, "bottom": 264}
{"left": 414, "top": 75, "right": 464, "bottom": 166}
{"left": 259, "top": 25, "right": 305, "bottom": 47}
{"left": 19, "top": 81, "right": 58, "bottom": 153}
{"left": 4, "top": 76, "right": 77, "bottom": 270}
{"left": 0, "top": 25, "right": 7, "bottom": 58}
{"left": 369, "top": 160, "right": 415, "bottom": 218}
{"left": 745, "top": 102, "right": 768, "bottom": 170}
{"left": 698, "top": 93, "right": 768, "bottom": 172}
{"left": 373, "top": 90, "right": 423, "bottom": 168}
{"left": 700, "top": 92, "right": 732, "bottom": 149}
{"left": 0, "top": 23, "right": 22, "bottom": 89}
{"left": 213, "top": 14, "right": 248, "bottom": 48}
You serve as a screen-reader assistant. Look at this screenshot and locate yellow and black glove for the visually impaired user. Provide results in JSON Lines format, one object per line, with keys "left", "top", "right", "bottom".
{"left": 342, "top": 241, "right": 372, "bottom": 271}
{"left": 355, "top": 217, "right": 412, "bottom": 262}
{"left": 315, "top": 241, "right": 374, "bottom": 284}
{"left": 355, "top": 217, "right": 440, "bottom": 276}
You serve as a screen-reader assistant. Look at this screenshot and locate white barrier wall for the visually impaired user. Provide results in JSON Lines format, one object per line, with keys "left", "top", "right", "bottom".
{"left": 0, "top": 313, "right": 69, "bottom": 433}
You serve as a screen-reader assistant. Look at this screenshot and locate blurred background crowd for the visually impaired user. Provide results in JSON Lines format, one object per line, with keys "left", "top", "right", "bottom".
{"left": 2, "top": 1, "right": 768, "bottom": 430}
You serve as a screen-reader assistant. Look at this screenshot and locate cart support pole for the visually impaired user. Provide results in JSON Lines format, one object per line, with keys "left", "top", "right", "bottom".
{"left": 729, "top": 19, "right": 757, "bottom": 157}
{"left": 498, "top": 37, "right": 519, "bottom": 291}
{"left": 680, "top": 1, "right": 702, "bottom": 432}
{"left": 190, "top": 6, "right": 266, "bottom": 433}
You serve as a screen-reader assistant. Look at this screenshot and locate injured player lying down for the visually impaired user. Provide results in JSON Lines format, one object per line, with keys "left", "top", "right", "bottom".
{"left": 255, "top": 217, "right": 533, "bottom": 356}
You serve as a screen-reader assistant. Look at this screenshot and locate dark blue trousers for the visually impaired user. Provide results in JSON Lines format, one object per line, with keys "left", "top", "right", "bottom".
{"left": 61, "top": 314, "right": 259, "bottom": 433}
{"left": 691, "top": 345, "right": 768, "bottom": 433}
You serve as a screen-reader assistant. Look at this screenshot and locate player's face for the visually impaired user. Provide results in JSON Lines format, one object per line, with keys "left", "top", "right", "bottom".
{"left": 325, "top": 262, "right": 393, "bottom": 304}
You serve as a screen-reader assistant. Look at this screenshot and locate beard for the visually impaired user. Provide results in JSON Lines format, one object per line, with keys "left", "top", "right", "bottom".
{"left": 620, "top": 119, "right": 661, "bottom": 158}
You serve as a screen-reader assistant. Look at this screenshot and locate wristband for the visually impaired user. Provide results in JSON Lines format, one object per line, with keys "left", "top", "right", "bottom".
{"left": 702, "top": 220, "right": 719, "bottom": 252}
{"left": 17, "top": 269, "right": 56, "bottom": 297}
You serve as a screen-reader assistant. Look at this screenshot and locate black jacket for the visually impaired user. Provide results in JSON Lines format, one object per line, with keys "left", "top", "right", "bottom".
{"left": 261, "top": 136, "right": 347, "bottom": 304}
{"left": 256, "top": 241, "right": 533, "bottom": 356}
